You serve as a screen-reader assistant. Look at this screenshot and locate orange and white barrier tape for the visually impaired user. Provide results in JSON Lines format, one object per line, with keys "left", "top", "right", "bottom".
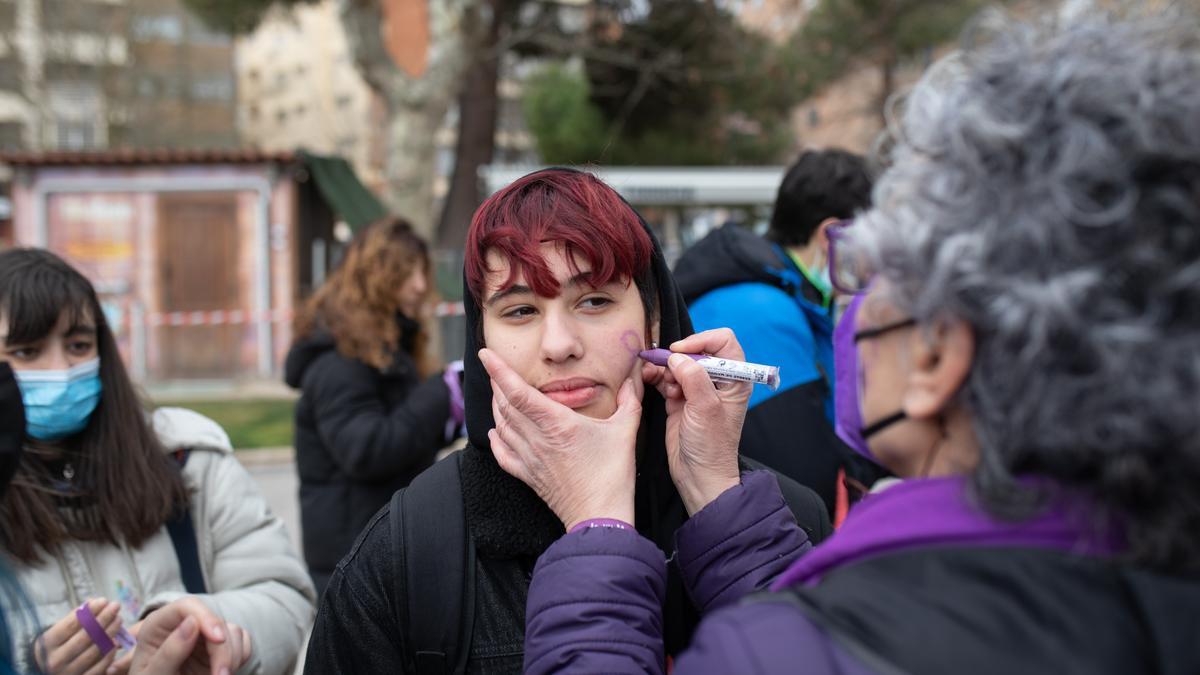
{"left": 143, "top": 302, "right": 467, "bottom": 327}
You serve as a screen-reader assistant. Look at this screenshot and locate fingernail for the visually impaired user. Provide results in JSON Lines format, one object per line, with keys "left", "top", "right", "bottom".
{"left": 210, "top": 623, "right": 225, "bottom": 641}
{"left": 107, "top": 667, "right": 117, "bottom": 675}
{"left": 180, "top": 616, "right": 197, "bottom": 639}
{"left": 220, "top": 669, "right": 232, "bottom": 675}
{"left": 668, "top": 354, "right": 687, "bottom": 368}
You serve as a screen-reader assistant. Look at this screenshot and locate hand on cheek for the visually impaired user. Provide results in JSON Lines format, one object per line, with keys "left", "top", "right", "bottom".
{"left": 481, "top": 348, "right": 640, "bottom": 530}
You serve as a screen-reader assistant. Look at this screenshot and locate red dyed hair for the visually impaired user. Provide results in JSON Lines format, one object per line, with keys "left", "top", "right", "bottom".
{"left": 465, "top": 169, "right": 653, "bottom": 303}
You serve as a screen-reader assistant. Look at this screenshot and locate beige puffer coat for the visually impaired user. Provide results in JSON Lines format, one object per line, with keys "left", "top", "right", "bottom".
{"left": 4, "top": 407, "right": 315, "bottom": 674}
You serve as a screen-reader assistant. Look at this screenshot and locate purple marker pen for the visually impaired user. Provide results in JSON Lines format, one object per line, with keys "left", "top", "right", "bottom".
{"left": 639, "top": 348, "right": 780, "bottom": 390}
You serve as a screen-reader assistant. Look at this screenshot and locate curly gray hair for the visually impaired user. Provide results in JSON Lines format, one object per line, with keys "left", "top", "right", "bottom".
{"left": 845, "top": 9, "right": 1200, "bottom": 574}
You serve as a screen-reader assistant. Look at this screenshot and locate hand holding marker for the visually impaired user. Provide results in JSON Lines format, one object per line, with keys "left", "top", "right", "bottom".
{"left": 639, "top": 347, "right": 780, "bottom": 390}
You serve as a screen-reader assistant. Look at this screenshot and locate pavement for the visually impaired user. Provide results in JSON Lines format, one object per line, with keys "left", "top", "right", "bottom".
{"left": 239, "top": 448, "right": 302, "bottom": 552}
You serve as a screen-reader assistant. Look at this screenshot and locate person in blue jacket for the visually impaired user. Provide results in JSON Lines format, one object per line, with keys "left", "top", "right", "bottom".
{"left": 486, "top": 10, "right": 1200, "bottom": 674}
{"left": 674, "top": 150, "right": 879, "bottom": 513}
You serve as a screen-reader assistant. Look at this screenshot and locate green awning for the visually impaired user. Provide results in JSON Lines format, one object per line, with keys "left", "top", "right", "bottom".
{"left": 300, "top": 150, "right": 387, "bottom": 230}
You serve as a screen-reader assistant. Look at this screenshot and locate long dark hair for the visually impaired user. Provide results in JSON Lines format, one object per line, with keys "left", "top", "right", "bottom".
{"left": 0, "top": 249, "right": 188, "bottom": 564}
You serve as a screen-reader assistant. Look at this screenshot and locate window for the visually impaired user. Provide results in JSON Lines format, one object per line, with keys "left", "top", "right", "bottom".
{"left": 191, "top": 75, "right": 234, "bottom": 101}
{"left": 188, "top": 16, "right": 231, "bottom": 45}
{"left": 0, "top": 121, "right": 24, "bottom": 152}
{"left": 137, "top": 75, "right": 156, "bottom": 97}
{"left": 131, "top": 15, "right": 183, "bottom": 43}
{"left": 0, "top": 57, "right": 19, "bottom": 91}
{"left": 55, "top": 120, "right": 97, "bottom": 149}
{"left": 46, "top": 80, "right": 103, "bottom": 150}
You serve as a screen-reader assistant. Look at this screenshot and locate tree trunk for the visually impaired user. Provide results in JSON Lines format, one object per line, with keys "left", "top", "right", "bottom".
{"left": 381, "top": 100, "right": 451, "bottom": 238}
{"left": 337, "top": 0, "right": 481, "bottom": 239}
{"left": 436, "top": 0, "right": 505, "bottom": 249}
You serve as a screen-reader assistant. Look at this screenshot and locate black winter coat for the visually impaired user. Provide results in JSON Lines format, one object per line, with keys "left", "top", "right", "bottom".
{"left": 284, "top": 325, "right": 450, "bottom": 594}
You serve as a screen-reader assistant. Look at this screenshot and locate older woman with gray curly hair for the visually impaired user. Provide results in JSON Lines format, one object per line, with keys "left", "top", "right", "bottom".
{"left": 476, "top": 8, "right": 1200, "bottom": 675}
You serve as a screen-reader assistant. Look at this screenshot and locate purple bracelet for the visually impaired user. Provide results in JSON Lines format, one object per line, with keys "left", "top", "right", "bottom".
{"left": 569, "top": 518, "right": 634, "bottom": 533}
{"left": 75, "top": 603, "right": 137, "bottom": 655}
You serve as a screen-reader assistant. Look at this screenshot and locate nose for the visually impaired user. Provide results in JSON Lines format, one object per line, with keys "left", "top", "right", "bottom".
{"left": 40, "top": 342, "right": 72, "bottom": 371}
{"left": 539, "top": 308, "right": 583, "bottom": 364}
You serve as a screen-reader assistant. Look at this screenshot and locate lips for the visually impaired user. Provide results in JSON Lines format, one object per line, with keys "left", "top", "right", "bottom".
{"left": 539, "top": 378, "right": 601, "bottom": 408}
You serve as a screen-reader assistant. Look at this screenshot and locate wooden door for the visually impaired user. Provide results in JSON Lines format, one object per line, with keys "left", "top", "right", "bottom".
{"left": 156, "top": 193, "right": 241, "bottom": 379}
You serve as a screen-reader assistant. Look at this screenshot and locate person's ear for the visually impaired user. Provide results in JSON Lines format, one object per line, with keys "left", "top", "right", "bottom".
{"left": 812, "top": 217, "right": 840, "bottom": 250}
{"left": 902, "top": 317, "right": 974, "bottom": 421}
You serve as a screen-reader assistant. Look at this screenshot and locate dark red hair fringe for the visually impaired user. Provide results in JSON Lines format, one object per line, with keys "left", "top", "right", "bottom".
{"left": 464, "top": 169, "right": 653, "bottom": 303}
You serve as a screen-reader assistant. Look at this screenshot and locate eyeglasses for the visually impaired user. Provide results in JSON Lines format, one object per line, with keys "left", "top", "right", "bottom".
{"left": 854, "top": 317, "right": 917, "bottom": 343}
{"left": 826, "top": 218, "right": 873, "bottom": 295}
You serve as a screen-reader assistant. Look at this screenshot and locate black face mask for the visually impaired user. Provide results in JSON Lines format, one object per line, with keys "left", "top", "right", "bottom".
{"left": 0, "top": 362, "right": 25, "bottom": 499}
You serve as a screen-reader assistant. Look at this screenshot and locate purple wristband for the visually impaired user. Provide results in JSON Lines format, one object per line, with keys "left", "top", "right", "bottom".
{"left": 569, "top": 518, "right": 634, "bottom": 533}
{"left": 74, "top": 603, "right": 115, "bottom": 656}
{"left": 74, "top": 603, "right": 137, "bottom": 655}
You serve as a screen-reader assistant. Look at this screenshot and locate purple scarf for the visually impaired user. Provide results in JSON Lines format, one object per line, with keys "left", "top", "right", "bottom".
{"left": 772, "top": 476, "right": 1122, "bottom": 589}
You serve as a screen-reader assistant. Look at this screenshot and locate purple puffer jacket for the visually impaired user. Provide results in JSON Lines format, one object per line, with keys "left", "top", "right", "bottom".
{"left": 524, "top": 470, "right": 864, "bottom": 674}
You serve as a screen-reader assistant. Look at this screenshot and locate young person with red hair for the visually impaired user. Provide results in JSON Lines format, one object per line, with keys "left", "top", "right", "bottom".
{"left": 305, "top": 168, "right": 830, "bottom": 674}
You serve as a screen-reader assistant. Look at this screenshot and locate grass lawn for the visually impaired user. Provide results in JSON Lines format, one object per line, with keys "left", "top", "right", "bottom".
{"left": 153, "top": 398, "right": 295, "bottom": 450}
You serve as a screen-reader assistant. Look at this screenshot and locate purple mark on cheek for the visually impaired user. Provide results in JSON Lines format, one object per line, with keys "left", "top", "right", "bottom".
{"left": 620, "top": 330, "right": 643, "bottom": 356}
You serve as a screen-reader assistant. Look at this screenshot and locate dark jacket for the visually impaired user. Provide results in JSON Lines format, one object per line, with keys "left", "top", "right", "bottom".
{"left": 675, "top": 224, "right": 882, "bottom": 512}
{"left": 284, "top": 321, "right": 450, "bottom": 594}
{"left": 523, "top": 472, "right": 1200, "bottom": 674}
{"left": 304, "top": 188, "right": 831, "bottom": 674}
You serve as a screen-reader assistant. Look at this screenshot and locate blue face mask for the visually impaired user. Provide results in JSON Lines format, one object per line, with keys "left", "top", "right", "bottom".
{"left": 12, "top": 358, "right": 103, "bottom": 441}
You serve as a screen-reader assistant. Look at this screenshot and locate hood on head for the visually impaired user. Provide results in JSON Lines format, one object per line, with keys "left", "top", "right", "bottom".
{"left": 283, "top": 329, "right": 336, "bottom": 388}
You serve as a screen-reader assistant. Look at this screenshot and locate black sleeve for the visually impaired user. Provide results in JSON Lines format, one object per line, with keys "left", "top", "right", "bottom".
{"left": 739, "top": 380, "right": 845, "bottom": 515}
{"left": 739, "top": 455, "right": 833, "bottom": 545}
{"left": 305, "top": 504, "right": 409, "bottom": 674}
{"left": 306, "top": 352, "right": 452, "bottom": 481}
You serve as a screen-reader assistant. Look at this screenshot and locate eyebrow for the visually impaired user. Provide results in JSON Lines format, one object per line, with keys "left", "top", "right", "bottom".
{"left": 0, "top": 324, "right": 95, "bottom": 346}
{"left": 484, "top": 272, "right": 598, "bottom": 308}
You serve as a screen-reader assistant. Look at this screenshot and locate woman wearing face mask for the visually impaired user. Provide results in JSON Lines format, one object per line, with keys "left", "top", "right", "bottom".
{"left": 284, "top": 216, "right": 465, "bottom": 597}
{"left": 487, "top": 11, "right": 1200, "bottom": 674}
{"left": 0, "top": 248, "right": 315, "bottom": 675}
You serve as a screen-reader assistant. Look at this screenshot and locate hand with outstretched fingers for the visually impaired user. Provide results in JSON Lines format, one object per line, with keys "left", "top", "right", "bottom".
{"left": 34, "top": 598, "right": 123, "bottom": 675}
{"left": 114, "top": 596, "right": 251, "bottom": 675}
{"left": 480, "top": 347, "right": 640, "bottom": 531}
{"left": 642, "top": 328, "right": 748, "bottom": 515}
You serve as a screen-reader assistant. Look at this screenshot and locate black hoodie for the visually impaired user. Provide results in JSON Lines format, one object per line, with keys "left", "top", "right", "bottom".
{"left": 284, "top": 317, "right": 450, "bottom": 594}
{"left": 304, "top": 178, "right": 830, "bottom": 674}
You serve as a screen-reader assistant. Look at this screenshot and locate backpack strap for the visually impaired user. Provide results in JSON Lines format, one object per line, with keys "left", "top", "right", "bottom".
{"left": 391, "top": 452, "right": 475, "bottom": 675}
{"left": 166, "top": 449, "right": 207, "bottom": 594}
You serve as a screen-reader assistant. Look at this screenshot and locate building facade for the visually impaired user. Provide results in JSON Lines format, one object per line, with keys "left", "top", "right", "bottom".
{"left": 0, "top": 0, "right": 237, "bottom": 155}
